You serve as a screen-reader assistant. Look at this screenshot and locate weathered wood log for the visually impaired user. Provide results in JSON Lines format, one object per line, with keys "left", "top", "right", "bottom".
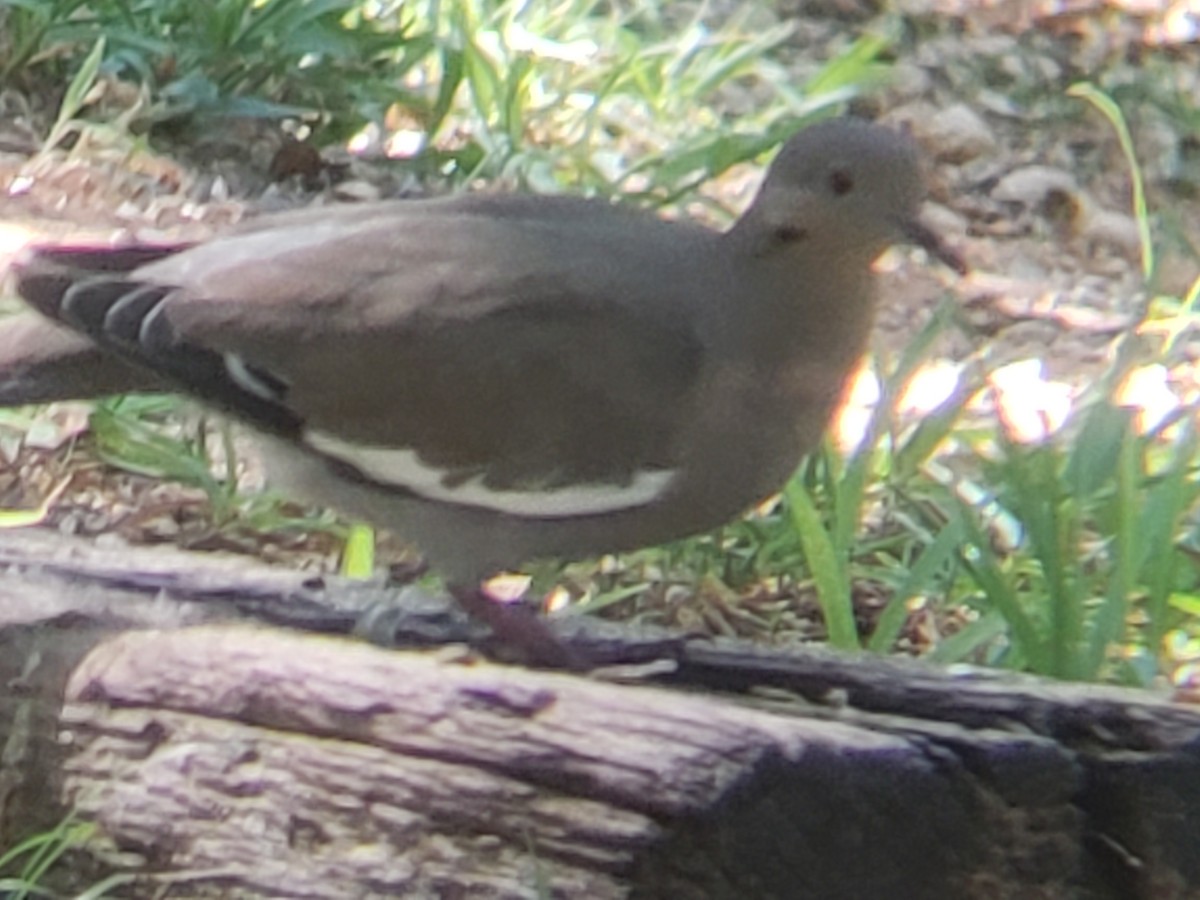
{"left": 2, "top": 528, "right": 1200, "bottom": 899}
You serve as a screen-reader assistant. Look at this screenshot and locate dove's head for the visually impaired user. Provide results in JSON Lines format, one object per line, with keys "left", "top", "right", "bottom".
{"left": 736, "top": 118, "right": 964, "bottom": 273}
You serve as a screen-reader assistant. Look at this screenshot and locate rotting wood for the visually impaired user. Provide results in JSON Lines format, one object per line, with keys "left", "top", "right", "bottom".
{"left": 2, "top": 528, "right": 1200, "bottom": 899}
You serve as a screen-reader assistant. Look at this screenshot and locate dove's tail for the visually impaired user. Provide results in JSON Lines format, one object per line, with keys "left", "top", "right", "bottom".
{"left": 0, "top": 244, "right": 184, "bottom": 406}
{"left": 13, "top": 244, "right": 185, "bottom": 321}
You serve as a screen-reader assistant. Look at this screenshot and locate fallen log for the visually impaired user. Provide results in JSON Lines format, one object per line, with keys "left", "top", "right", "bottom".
{"left": 1, "top": 528, "right": 1198, "bottom": 899}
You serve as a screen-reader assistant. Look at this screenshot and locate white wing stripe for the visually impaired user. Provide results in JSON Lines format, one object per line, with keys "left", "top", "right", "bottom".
{"left": 304, "top": 429, "right": 676, "bottom": 518}
{"left": 224, "top": 353, "right": 283, "bottom": 401}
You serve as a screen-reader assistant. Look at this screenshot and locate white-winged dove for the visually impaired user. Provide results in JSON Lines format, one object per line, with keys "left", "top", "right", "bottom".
{"left": 2, "top": 118, "right": 961, "bottom": 664}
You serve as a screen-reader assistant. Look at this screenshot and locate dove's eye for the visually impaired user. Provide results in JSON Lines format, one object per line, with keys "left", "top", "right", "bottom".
{"left": 774, "top": 225, "right": 808, "bottom": 243}
{"left": 828, "top": 167, "right": 855, "bottom": 196}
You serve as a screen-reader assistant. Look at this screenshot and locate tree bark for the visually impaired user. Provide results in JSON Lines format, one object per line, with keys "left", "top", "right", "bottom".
{"left": 2, "top": 528, "right": 1199, "bottom": 899}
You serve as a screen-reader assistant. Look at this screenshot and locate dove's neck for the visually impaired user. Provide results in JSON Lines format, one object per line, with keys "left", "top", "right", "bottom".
{"left": 721, "top": 218, "right": 882, "bottom": 375}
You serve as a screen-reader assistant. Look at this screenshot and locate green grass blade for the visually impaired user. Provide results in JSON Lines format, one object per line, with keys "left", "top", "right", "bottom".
{"left": 340, "top": 523, "right": 376, "bottom": 580}
{"left": 1067, "top": 83, "right": 1154, "bottom": 281}
{"left": 89, "top": 403, "right": 233, "bottom": 520}
{"left": 0, "top": 828, "right": 51, "bottom": 870}
{"left": 928, "top": 610, "right": 1009, "bottom": 665}
{"left": 75, "top": 872, "right": 135, "bottom": 899}
{"left": 42, "top": 35, "right": 105, "bottom": 152}
{"left": 1139, "top": 418, "right": 1200, "bottom": 659}
{"left": 868, "top": 515, "right": 964, "bottom": 653}
{"left": 785, "top": 478, "right": 858, "bottom": 649}
{"left": 803, "top": 30, "right": 893, "bottom": 97}
{"left": 956, "top": 503, "right": 1048, "bottom": 670}
{"left": 1084, "top": 425, "right": 1138, "bottom": 678}
{"left": 58, "top": 35, "right": 105, "bottom": 123}
{"left": 1064, "top": 400, "right": 1132, "bottom": 497}
{"left": 892, "top": 377, "right": 974, "bottom": 479}
{"left": 1020, "top": 446, "right": 1080, "bottom": 678}
{"left": 429, "top": 44, "right": 466, "bottom": 137}
{"left": 1163, "top": 273, "right": 1200, "bottom": 357}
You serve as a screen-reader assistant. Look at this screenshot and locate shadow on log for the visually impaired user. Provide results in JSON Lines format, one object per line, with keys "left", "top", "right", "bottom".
{"left": 2, "top": 528, "right": 1200, "bottom": 899}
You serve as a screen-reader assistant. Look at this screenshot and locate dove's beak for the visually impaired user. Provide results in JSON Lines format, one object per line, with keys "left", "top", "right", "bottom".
{"left": 901, "top": 217, "right": 968, "bottom": 275}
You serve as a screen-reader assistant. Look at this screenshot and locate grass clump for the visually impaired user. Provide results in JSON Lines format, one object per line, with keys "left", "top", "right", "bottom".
{"left": 3, "top": 0, "right": 890, "bottom": 203}
{"left": 0, "top": 815, "right": 130, "bottom": 899}
{"left": 763, "top": 85, "right": 1200, "bottom": 684}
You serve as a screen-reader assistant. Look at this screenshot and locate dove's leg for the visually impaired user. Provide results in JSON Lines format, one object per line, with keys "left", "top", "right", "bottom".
{"left": 352, "top": 579, "right": 588, "bottom": 670}
{"left": 448, "top": 583, "right": 589, "bottom": 670}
